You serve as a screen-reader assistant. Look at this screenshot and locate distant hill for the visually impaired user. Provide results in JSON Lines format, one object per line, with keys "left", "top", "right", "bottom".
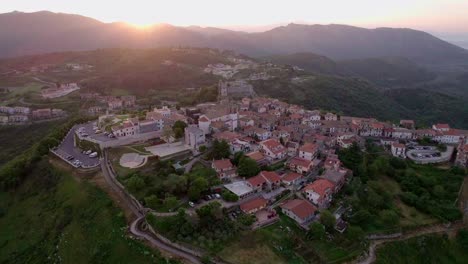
{"left": 267, "top": 53, "right": 437, "bottom": 87}
{"left": 1, "top": 11, "right": 467, "bottom": 63}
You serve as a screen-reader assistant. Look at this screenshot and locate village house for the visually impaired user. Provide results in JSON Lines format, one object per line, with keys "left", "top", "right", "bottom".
{"left": 287, "top": 157, "right": 317, "bottom": 174}
{"left": 108, "top": 99, "right": 123, "bottom": 110}
{"left": 391, "top": 142, "right": 406, "bottom": 158}
{"left": 212, "top": 159, "right": 237, "bottom": 180}
{"left": 433, "top": 129, "right": 463, "bottom": 144}
{"left": 286, "top": 141, "right": 300, "bottom": 156}
{"left": 8, "top": 115, "right": 28, "bottom": 123}
{"left": 184, "top": 126, "right": 206, "bottom": 150}
{"left": 432, "top": 123, "right": 450, "bottom": 132}
{"left": 246, "top": 171, "right": 281, "bottom": 192}
{"left": 324, "top": 112, "right": 338, "bottom": 121}
{"left": 319, "top": 168, "right": 348, "bottom": 192}
{"left": 303, "top": 179, "right": 336, "bottom": 208}
{"left": 32, "top": 108, "right": 52, "bottom": 120}
{"left": 400, "top": 120, "right": 415, "bottom": 129}
{"left": 240, "top": 197, "right": 268, "bottom": 214}
{"left": 0, "top": 115, "right": 8, "bottom": 124}
{"left": 253, "top": 127, "right": 272, "bottom": 141}
{"left": 111, "top": 118, "right": 139, "bottom": 137}
{"left": 298, "top": 143, "right": 318, "bottom": 161}
{"left": 281, "top": 172, "right": 304, "bottom": 186}
{"left": 121, "top": 95, "right": 136, "bottom": 107}
{"left": 391, "top": 127, "right": 413, "bottom": 139}
{"left": 280, "top": 199, "right": 317, "bottom": 225}
{"left": 259, "top": 139, "right": 287, "bottom": 160}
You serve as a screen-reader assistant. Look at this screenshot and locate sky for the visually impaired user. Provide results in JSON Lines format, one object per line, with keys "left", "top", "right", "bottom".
{"left": 2, "top": 0, "right": 468, "bottom": 44}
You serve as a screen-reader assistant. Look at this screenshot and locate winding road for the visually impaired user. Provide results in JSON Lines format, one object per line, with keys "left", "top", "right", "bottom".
{"left": 100, "top": 151, "right": 203, "bottom": 263}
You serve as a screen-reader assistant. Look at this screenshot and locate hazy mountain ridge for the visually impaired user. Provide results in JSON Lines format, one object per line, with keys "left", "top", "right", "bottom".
{"left": 266, "top": 52, "right": 437, "bottom": 87}
{"left": 1, "top": 11, "right": 467, "bottom": 63}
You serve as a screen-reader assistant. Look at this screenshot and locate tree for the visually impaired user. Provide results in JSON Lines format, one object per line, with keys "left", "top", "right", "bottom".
{"left": 188, "top": 177, "right": 208, "bottom": 200}
{"left": 127, "top": 175, "right": 145, "bottom": 192}
{"left": 232, "top": 152, "right": 245, "bottom": 166}
{"left": 211, "top": 140, "right": 230, "bottom": 159}
{"left": 320, "top": 210, "right": 336, "bottom": 231}
{"left": 350, "top": 209, "right": 372, "bottom": 226}
{"left": 457, "top": 229, "right": 468, "bottom": 249}
{"left": 308, "top": 222, "right": 326, "bottom": 240}
{"left": 164, "top": 196, "right": 179, "bottom": 211}
{"left": 144, "top": 195, "right": 159, "bottom": 209}
{"left": 172, "top": 120, "right": 187, "bottom": 139}
{"left": 237, "top": 157, "right": 260, "bottom": 178}
{"left": 222, "top": 190, "right": 239, "bottom": 202}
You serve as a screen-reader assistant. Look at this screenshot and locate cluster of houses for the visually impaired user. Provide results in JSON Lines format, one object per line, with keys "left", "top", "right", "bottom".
{"left": 108, "top": 106, "right": 187, "bottom": 138}
{"left": 0, "top": 106, "right": 66, "bottom": 125}
{"left": 42, "top": 83, "right": 80, "bottom": 99}
{"left": 179, "top": 96, "right": 468, "bottom": 229}
{"left": 81, "top": 93, "right": 137, "bottom": 114}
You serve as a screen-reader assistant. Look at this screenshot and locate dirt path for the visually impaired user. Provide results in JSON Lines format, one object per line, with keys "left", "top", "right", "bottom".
{"left": 359, "top": 222, "right": 466, "bottom": 264}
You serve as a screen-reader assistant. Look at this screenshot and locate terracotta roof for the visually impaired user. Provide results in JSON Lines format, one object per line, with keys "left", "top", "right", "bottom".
{"left": 434, "top": 123, "right": 450, "bottom": 129}
{"left": 259, "top": 171, "right": 281, "bottom": 183}
{"left": 260, "top": 139, "right": 286, "bottom": 154}
{"left": 240, "top": 197, "right": 267, "bottom": 213}
{"left": 212, "top": 159, "right": 233, "bottom": 170}
{"left": 198, "top": 116, "right": 209, "bottom": 122}
{"left": 289, "top": 157, "right": 313, "bottom": 168}
{"left": 282, "top": 172, "right": 303, "bottom": 182}
{"left": 392, "top": 142, "right": 406, "bottom": 148}
{"left": 304, "top": 179, "right": 335, "bottom": 196}
{"left": 299, "top": 143, "right": 317, "bottom": 153}
{"left": 247, "top": 174, "right": 267, "bottom": 187}
{"left": 280, "top": 199, "right": 317, "bottom": 220}
{"left": 213, "top": 131, "right": 240, "bottom": 142}
{"left": 371, "top": 122, "right": 385, "bottom": 129}
{"left": 246, "top": 151, "right": 265, "bottom": 162}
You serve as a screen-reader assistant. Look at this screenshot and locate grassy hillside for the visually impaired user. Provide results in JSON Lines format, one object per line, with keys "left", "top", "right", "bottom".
{"left": 0, "top": 160, "right": 174, "bottom": 264}
{"left": 376, "top": 232, "right": 468, "bottom": 264}
{"left": 252, "top": 74, "right": 408, "bottom": 122}
{"left": 385, "top": 88, "right": 468, "bottom": 128}
{"left": 0, "top": 121, "right": 61, "bottom": 166}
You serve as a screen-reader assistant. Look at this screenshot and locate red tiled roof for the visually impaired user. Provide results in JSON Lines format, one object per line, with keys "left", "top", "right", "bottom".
{"left": 299, "top": 143, "right": 317, "bottom": 153}
{"left": 282, "top": 172, "right": 303, "bottom": 182}
{"left": 304, "top": 179, "right": 335, "bottom": 196}
{"left": 370, "top": 122, "right": 385, "bottom": 129}
{"left": 246, "top": 151, "right": 265, "bottom": 162}
{"left": 260, "top": 171, "right": 281, "bottom": 183}
{"left": 212, "top": 159, "right": 233, "bottom": 170}
{"left": 280, "top": 199, "right": 317, "bottom": 220}
{"left": 198, "top": 116, "right": 209, "bottom": 122}
{"left": 260, "top": 139, "right": 286, "bottom": 154}
{"left": 434, "top": 123, "right": 450, "bottom": 129}
{"left": 289, "top": 157, "right": 313, "bottom": 168}
{"left": 392, "top": 142, "right": 405, "bottom": 148}
{"left": 240, "top": 197, "right": 267, "bottom": 213}
{"left": 247, "top": 174, "right": 267, "bottom": 187}
{"left": 213, "top": 131, "right": 240, "bottom": 142}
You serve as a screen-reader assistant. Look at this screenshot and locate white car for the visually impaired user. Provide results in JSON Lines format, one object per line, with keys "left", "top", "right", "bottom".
{"left": 89, "top": 152, "right": 98, "bottom": 158}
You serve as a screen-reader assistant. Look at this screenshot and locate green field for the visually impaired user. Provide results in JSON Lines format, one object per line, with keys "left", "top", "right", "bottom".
{"left": 376, "top": 232, "right": 468, "bottom": 264}
{"left": 0, "top": 121, "right": 62, "bottom": 166}
{"left": 0, "top": 161, "right": 173, "bottom": 264}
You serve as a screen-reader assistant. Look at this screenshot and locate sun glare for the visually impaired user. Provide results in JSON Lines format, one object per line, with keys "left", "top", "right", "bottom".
{"left": 128, "top": 23, "right": 154, "bottom": 30}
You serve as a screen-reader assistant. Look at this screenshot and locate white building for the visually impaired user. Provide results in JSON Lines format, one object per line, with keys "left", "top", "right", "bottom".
{"left": 391, "top": 142, "right": 406, "bottom": 158}
{"left": 185, "top": 126, "right": 206, "bottom": 150}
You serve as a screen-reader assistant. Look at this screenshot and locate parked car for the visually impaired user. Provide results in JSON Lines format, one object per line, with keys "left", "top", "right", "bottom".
{"left": 85, "top": 150, "right": 92, "bottom": 155}
{"left": 89, "top": 152, "right": 98, "bottom": 158}
{"left": 188, "top": 201, "right": 195, "bottom": 207}
{"left": 214, "top": 194, "right": 221, "bottom": 199}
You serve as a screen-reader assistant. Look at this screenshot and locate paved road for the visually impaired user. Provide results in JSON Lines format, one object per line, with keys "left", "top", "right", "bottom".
{"left": 101, "top": 151, "right": 204, "bottom": 263}
{"left": 184, "top": 156, "right": 201, "bottom": 174}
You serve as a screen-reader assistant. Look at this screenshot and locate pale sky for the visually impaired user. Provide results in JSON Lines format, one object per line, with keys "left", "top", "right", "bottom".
{"left": 1, "top": 0, "right": 468, "bottom": 35}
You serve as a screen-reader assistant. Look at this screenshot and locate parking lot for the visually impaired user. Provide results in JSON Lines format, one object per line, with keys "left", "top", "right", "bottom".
{"left": 77, "top": 122, "right": 117, "bottom": 142}
{"left": 52, "top": 123, "right": 101, "bottom": 168}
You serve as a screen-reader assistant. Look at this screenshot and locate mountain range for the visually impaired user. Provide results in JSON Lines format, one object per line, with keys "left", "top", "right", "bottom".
{"left": 1, "top": 11, "right": 468, "bottom": 63}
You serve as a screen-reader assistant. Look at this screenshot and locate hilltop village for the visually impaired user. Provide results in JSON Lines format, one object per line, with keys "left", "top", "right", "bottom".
{"left": 54, "top": 82, "right": 468, "bottom": 234}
